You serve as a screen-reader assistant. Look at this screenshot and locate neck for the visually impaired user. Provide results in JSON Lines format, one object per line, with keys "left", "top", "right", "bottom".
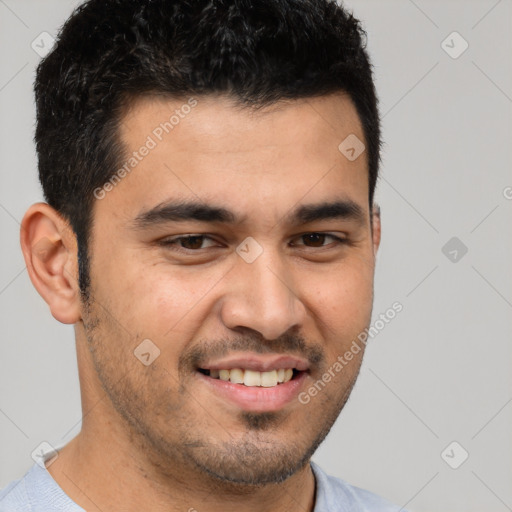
{"left": 47, "top": 329, "right": 317, "bottom": 511}
{"left": 46, "top": 426, "right": 317, "bottom": 512}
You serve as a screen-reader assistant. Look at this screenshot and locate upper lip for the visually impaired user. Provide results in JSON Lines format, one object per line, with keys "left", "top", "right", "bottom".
{"left": 199, "top": 354, "right": 310, "bottom": 372}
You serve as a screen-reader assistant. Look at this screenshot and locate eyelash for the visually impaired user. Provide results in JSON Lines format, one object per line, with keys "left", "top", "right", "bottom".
{"left": 158, "top": 233, "right": 348, "bottom": 253}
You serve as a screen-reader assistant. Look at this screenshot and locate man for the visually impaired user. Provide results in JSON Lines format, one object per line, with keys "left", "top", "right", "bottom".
{"left": 0, "top": 0, "right": 407, "bottom": 510}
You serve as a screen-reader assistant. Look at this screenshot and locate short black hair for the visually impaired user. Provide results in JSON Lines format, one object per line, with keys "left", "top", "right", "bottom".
{"left": 34, "top": 0, "right": 381, "bottom": 302}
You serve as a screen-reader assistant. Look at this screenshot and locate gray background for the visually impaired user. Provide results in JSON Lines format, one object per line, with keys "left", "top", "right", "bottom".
{"left": 1, "top": 1, "right": 511, "bottom": 511}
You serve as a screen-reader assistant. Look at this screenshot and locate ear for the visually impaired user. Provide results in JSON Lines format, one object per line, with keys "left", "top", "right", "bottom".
{"left": 371, "top": 203, "right": 381, "bottom": 257}
{"left": 20, "top": 202, "right": 82, "bottom": 324}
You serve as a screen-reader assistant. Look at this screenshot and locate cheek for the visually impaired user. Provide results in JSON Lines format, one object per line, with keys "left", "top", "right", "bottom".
{"left": 303, "top": 260, "right": 374, "bottom": 343}
{"left": 114, "top": 262, "right": 227, "bottom": 339}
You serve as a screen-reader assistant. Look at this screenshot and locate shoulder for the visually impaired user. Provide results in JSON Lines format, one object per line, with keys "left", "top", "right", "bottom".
{"left": 0, "top": 461, "right": 84, "bottom": 512}
{"left": 0, "top": 467, "right": 32, "bottom": 512}
{"left": 310, "top": 461, "right": 407, "bottom": 512}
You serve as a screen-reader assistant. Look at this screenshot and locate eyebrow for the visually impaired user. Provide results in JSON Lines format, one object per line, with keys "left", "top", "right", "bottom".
{"left": 131, "top": 198, "right": 367, "bottom": 230}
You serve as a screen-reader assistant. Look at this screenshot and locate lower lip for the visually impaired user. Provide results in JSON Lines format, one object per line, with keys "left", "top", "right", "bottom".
{"left": 196, "top": 371, "right": 308, "bottom": 412}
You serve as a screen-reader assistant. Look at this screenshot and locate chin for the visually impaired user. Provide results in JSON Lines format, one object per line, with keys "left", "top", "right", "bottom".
{"left": 188, "top": 436, "right": 315, "bottom": 487}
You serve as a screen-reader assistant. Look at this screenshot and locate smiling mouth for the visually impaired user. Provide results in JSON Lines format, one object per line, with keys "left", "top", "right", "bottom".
{"left": 197, "top": 368, "right": 302, "bottom": 387}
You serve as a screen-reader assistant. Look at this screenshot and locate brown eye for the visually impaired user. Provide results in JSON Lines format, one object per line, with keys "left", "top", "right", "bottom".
{"left": 295, "top": 233, "right": 345, "bottom": 248}
{"left": 302, "top": 233, "right": 327, "bottom": 247}
{"left": 160, "top": 235, "right": 218, "bottom": 251}
{"left": 179, "top": 235, "right": 205, "bottom": 250}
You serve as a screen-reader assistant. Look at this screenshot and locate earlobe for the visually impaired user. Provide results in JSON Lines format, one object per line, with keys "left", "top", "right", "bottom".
{"left": 20, "top": 203, "right": 82, "bottom": 324}
{"left": 371, "top": 203, "right": 381, "bottom": 256}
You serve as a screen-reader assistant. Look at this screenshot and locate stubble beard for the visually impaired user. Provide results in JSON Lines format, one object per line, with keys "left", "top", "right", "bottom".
{"left": 80, "top": 294, "right": 364, "bottom": 489}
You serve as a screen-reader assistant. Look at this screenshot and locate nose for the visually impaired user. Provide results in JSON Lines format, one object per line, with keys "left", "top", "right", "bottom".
{"left": 219, "top": 251, "right": 306, "bottom": 341}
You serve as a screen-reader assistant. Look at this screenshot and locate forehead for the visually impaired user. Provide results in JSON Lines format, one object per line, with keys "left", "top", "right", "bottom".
{"left": 95, "top": 93, "right": 369, "bottom": 230}
{"left": 120, "top": 92, "right": 364, "bottom": 157}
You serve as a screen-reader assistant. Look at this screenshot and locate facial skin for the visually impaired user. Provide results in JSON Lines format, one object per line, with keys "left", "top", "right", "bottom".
{"left": 21, "top": 92, "right": 380, "bottom": 512}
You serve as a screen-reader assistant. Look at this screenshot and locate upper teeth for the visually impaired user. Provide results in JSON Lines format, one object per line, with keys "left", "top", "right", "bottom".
{"left": 208, "top": 368, "right": 294, "bottom": 387}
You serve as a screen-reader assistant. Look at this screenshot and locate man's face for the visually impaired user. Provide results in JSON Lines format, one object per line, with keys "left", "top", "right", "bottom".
{"left": 80, "top": 93, "right": 379, "bottom": 486}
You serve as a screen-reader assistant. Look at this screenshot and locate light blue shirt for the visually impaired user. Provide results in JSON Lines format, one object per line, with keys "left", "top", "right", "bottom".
{"left": 0, "top": 458, "right": 407, "bottom": 511}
